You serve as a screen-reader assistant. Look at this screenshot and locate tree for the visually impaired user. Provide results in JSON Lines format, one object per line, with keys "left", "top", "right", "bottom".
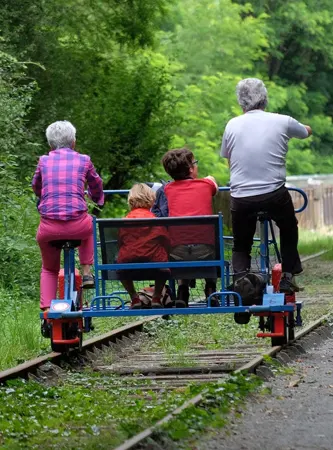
{"left": 0, "top": 51, "right": 40, "bottom": 291}
{"left": 234, "top": 0, "right": 333, "bottom": 159}
{"left": 158, "top": 0, "right": 269, "bottom": 183}
{"left": 0, "top": 0, "right": 176, "bottom": 188}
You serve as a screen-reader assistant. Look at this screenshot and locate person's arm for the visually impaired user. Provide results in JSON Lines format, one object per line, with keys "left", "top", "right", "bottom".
{"left": 86, "top": 158, "right": 104, "bottom": 206}
{"left": 156, "top": 226, "right": 171, "bottom": 252}
{"left": 151, "top": 186, "right": 169, "bottom": 217}
{"left": 220, "top": 128, "right": 231, "bottom": 168}
{"left": 32, "top": 158, "right": 42, "bottom": 197}
{"left": 205, "top": 175, "right": 219, "bottom": 196}
{"left": 287, "top": 117, "right": 312, "bottom": 139}
{"left": 220, "top": 128, "right": 230, "bottom": 157}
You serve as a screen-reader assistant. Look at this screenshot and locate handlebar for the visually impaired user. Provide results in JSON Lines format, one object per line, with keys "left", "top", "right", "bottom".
{"left": 217, "top": 186, "right": 308, "bottom": 214}
{"left": 93, "top": 186, "right": 308, "bottom": 214}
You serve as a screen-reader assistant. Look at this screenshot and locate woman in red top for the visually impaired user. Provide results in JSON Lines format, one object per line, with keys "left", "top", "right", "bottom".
{"left": 118, "top": 183, "right": 170, "bottom": 309}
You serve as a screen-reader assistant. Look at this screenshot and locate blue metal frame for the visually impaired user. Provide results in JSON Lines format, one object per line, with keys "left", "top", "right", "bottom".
{"left": 63, "top": 248, "right": 77, "bottom": 302}
{"left": 40, "top": 246, "right": 78, "bottom": 317}
{"left": 100, "top": 186, "right": 308, "bottom": 214}
{"left": 44, "top": 186, "right": 308, "bottom": 320}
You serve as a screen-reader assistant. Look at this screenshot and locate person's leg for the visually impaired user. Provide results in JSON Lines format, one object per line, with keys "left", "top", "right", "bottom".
{"left": 188, "top": 245, "right": 219, "bottom": 306}
{"left": 120, "top": 279, "right": 142, "bottom": 309}
{"left": 38, "top": 241, "right": 62, "bottom": 310}
{"left": 176, "top": 279, "right": 190, "bottom": 308}
{"left": 170, "top": 246, "right": 191, "bottom": 308}
{"left": 231, "top": 197, "right": 257, "bottom": 276}
{"left": 153, "top": 279, "right": 166, "bottom": 298}
{"left": 230, "top": 198, "right": 257, "bottom": 324}
{"left": 204, "top": 278, "right": 220, "bottom": 307}
{"left": 268, "top": 188, "right": 302, "bottom": 293}
{"left": 120, "top": 279, "right": 137, "bottom": 298}
{"left": 151, "top": 279, "right": 165, "bottom": 309}
{"left": 60, "top": 214, "right": 95, "bottom": 288}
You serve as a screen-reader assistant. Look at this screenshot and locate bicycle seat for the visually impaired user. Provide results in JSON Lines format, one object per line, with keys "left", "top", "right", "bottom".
{"left": 49, "top": 240, "right": 81, "bottom": 249}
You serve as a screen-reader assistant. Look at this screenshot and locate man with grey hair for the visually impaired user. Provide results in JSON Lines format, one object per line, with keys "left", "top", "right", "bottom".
{"left": 221, "top": 78, "right": 312, "bottom": 300}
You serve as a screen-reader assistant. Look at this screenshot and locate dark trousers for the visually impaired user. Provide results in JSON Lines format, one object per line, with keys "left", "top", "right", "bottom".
{"left": 231, "top": 186, "right": 302, "bottom": 276}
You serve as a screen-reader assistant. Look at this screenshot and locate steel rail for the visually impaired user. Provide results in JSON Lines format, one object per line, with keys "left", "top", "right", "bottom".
{"left": 114, "top": 313, "right": 332, "bottom": 450}
{"left": 0, "top": 316, "right": 158, "bottom": 384}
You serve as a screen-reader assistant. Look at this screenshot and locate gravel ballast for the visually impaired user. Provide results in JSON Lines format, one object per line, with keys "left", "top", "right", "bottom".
{"left": 198, "top": 332, "right": 333, "bottom": 450}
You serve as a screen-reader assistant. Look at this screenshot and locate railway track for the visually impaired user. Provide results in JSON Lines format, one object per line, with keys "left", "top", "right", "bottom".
{"left": 0, "top": 313, "right": 331, "bottom": 449}
{"left": 114, "top": 316, "right": 333, "bottom": 450}
{"left": 0, "top": 251, "right": 329, "bottom": 449}
{"left": 0, "top": 317, "right": 158, "bottom": 384}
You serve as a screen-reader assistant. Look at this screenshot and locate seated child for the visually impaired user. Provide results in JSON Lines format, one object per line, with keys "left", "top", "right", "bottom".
{"left": 117, "top": 183, "right": 170, "bottom": 309}
{"left": 153, "top": 147, "right": 219, "bottom": 308}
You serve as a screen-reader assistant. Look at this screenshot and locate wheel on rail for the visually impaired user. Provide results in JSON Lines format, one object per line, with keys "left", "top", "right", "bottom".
{"left": 50, "top": 321, "right": 81, "bottom": 353}
{"left": 271, "top": 315, "right": 288, "bottom": 347}
{"left": 288, "top": 311, "right": 295, "bottom": 341}
{"left": 51, "top": 341, "right": 69, "bottom": 353}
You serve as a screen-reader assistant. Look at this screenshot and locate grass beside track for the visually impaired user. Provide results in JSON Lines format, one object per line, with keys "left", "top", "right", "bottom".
{"left": 298, "top": 230, "right": 333, "bottom": 260}
{"left": 0, "top": 291, "right": 137, "bottom": 371}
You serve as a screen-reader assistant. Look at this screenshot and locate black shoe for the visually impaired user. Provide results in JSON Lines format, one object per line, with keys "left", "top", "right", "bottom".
{"left": 41, "top": 320, "right": 51, "bottom": 338}
{"left": 206, "top": 294, "right": 220, "bottom": 307}
{"left": 82, "top": 275, "right": 95, "bottom": 289}
{"left": 205, "top": 282, "right": 220, "bottom": 307}
{"left": 234, "top": 312, "right": 251, "bottom": 325}
{"left": 279, "top": 276, "right": 299, "bottom": 294}
{"left": 176, "top": 285, "right": 189, "bottom": 308}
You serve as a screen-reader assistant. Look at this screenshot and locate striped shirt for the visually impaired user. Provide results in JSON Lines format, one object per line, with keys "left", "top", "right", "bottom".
{"left": 32, "top": 148, "right": 104, "bottom": 221}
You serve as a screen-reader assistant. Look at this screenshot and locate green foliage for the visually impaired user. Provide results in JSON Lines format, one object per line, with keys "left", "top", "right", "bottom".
{"left": 0, "top": 51, "right": 40, "bottom": 293}
{"left": 234, "top": 0, "right": 333, "bottom": 169}
{"left": 162, "top": 374, "right": 262, "bottom": 441}
{"left": 158, "top": 0, "right": 333, "bottom": 179}
{"left": 0, "top": 0, "right": 177, "bottom": 186}
{"left": 0, "top": 291, "right": 48, "bottom": 370}
{"left": 158, "top": 0, "right": 270, "bottom": 183}
{"left": 0, "top": 153, "right": 40, "bottom": 293}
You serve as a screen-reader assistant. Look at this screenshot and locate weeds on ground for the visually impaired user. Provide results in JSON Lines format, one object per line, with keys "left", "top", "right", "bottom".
{"left": 0, "top": 370, "right": 202, "bottom": 449}
{"left": 0, "top": 370, "right": 262, "bottom": 449}
{"left": 158, "top": 373, "right": 262, "bottom": 446}
{"left": 143, "top": 315, "right": 268, "bottom": 356}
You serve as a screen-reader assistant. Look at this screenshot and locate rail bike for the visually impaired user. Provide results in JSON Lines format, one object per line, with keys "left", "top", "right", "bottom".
{"left": 41, "top": 186, "right": 308, "bottom": 352}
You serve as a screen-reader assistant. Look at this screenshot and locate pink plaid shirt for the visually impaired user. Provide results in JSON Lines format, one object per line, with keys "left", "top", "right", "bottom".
{"left": 32, "top": 148, "right": 104, "bottom": 221}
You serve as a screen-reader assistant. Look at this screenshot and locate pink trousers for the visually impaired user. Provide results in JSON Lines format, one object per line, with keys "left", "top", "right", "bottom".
{"left": 37, "top": 214, "right": 93, "bottom": 309}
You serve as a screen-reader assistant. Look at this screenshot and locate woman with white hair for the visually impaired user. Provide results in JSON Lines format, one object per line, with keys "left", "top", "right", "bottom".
{"left": 221, "top": 78, "right": 312, "bottom": 303}
{"left": 32, "top": 120, "right": 104, "bottom": 311}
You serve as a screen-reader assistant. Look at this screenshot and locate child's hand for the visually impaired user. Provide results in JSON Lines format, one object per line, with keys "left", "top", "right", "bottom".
{"left": 205, "top": 175, "right": 217, "bottom": 183}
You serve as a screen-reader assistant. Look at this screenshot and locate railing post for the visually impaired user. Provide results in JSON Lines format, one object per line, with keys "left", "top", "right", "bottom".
{"left": 313, "top": 184, "right": 324, "bottom": 229}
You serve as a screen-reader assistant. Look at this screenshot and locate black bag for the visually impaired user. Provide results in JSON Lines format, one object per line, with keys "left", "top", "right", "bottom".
{"left": 231, "top": 273, "right": 265, "bottom": 306}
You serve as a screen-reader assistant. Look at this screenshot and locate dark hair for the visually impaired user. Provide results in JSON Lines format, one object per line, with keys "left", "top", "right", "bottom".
{"left": 162, "top": 148, "right": 194, "bottom": 180}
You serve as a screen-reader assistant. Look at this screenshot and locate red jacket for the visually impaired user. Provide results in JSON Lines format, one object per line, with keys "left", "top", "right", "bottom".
{"left": 117, "top": 208, "right": 169, "bottom": 263}
{"left": 164, "top": 178, "right": 217, "bottom": 246}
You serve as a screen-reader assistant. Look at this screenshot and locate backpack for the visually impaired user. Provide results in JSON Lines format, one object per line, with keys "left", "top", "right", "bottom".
{"left": 231, "top": 272, "right": 265, "bottom": 306}
{"left": 137, "top": 284, "right": 174, "bottom": 308}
